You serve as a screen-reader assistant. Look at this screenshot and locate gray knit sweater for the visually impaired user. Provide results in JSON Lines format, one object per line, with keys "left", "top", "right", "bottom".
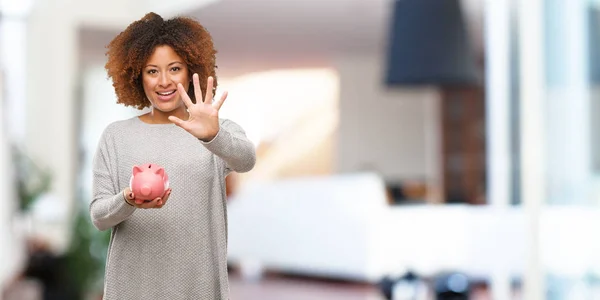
{"left": 89, "top": 116, "right": 256, "bottom": 300}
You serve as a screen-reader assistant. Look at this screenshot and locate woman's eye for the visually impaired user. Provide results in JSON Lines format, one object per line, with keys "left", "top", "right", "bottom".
{"left": 147, "top": 69, "right": 157, "bottom": 74}
{"left": 171, "top": 67, "right": 181, "bottom": 72}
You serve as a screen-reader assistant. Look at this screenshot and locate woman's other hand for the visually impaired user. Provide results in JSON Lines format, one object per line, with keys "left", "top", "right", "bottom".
{"left": 124, "top": 187, "right": 172, "bottom": 209}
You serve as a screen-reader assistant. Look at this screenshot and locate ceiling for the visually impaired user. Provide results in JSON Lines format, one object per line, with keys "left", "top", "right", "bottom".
{"left": 79, "top": 0, "right": 484, "bottom": 77}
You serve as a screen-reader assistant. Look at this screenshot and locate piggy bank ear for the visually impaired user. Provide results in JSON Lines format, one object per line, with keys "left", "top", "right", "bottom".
{"left": 155, "top": 168, "right": 165, "bottom": 178}
{"left": 132, "top": 165, "right": 143, "bottom": 176}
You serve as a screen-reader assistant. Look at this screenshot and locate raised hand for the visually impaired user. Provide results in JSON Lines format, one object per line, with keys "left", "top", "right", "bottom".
{"left": 168, "top": 73, "right": 227, "bottom": 141}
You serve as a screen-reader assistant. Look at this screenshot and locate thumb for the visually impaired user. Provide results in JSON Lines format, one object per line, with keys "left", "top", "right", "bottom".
{"left": 168, "top": 116, "right": 189, "bottom": 130}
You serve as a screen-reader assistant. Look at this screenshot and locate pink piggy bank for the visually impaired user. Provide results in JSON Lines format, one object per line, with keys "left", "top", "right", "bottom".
{"left": 129, "top": 163, "right": 170, "bottom": 201}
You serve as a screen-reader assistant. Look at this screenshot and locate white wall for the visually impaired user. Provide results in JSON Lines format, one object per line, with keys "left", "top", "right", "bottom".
{"left": 335, "top": 55, "right": 441, "bottom": 186}
{"left": 79, "top": 65, "right": 141, "bottom": 204}
{"left": 25, "top": 0, "right": 78, "bottom": 252}
{"left": 0, "top": 60, "right": 24, "bottom": 296}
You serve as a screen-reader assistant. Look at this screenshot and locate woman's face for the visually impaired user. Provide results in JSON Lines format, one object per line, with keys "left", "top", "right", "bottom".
{"left": 142, "top": 45, "right": 190, "bottom": 113}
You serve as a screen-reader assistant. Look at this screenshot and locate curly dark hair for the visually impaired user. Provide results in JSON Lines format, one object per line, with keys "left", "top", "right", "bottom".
{"left": 105, "top": 12, "right": 217, "bottom": 109}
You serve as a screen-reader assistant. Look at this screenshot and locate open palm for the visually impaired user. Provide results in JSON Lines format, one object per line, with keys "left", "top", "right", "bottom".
{"left": 168, "top": 74, "right": 227, "bottom": 141}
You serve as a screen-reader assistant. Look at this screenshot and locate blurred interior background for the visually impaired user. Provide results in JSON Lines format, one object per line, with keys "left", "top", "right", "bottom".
{"left": 1, "top": 0, "right": 600, "bottom": 299}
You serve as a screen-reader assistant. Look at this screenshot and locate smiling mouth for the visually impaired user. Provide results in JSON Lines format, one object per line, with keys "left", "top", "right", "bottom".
{"left": 157, "top": 90, "right": 176, "bottom": 96}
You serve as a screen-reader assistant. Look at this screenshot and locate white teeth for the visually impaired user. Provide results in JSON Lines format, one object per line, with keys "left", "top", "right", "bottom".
{"left": 157, "top": 91, "right": 175, "bottom": 96}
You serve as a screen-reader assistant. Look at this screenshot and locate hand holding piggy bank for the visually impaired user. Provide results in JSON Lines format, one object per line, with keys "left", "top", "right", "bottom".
{"left": 129, "top": 163, "right": 170, "bottom": 201}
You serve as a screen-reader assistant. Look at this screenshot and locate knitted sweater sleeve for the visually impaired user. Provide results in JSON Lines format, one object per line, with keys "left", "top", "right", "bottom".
{"left": 200, "top": 119, "right": 256, "bottom": 174}
{"left": 89, "top": 125, "right": 135, "bottom": 231}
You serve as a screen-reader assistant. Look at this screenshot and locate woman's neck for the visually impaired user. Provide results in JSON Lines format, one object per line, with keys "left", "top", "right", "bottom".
{"left": 142, "top": 107, "right": 188, "bottom": 124}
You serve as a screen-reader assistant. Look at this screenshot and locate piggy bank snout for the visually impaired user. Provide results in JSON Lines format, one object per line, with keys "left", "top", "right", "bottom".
{"left": 140, "top": 185, "right": 153, "bottom": 197}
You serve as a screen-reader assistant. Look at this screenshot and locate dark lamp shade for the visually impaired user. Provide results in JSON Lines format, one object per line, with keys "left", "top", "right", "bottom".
{"left": 385, "top": 0, "right": 479, "bottom": 86}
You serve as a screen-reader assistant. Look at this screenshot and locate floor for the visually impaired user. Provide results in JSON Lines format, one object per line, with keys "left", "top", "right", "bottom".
{"left": 229, "top": 272, "right": 386, "bottom": 300}
{"left": 228, "top": 270, "right": 495, "bottom": 300}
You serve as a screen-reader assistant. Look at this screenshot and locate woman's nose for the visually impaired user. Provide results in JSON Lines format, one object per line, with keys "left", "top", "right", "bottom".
{"left": 158, "top": 73, "right": 170, "bottom": 87}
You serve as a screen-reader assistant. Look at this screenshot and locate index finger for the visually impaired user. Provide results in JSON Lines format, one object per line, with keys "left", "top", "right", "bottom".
{"left": 177, "top": 83, "right": 195, "bottom": 108}
{"left": 205, "top": 76, "right": 214, "bottom": 105}
{"left": 193, "top": 73, "right": 203, "bottom": 104}
{"left": 156, "top": 189, "right": 171, "bottom": 208}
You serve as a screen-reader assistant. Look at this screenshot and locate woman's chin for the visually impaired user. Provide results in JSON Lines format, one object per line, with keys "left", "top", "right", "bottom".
{"left": 152, "top": 100, "right": 181, "bottom": 113}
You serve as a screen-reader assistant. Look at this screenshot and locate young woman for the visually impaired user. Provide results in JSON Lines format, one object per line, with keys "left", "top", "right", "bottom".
{"left": 89, "top": 12, "right": 256, "bottom": 299}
